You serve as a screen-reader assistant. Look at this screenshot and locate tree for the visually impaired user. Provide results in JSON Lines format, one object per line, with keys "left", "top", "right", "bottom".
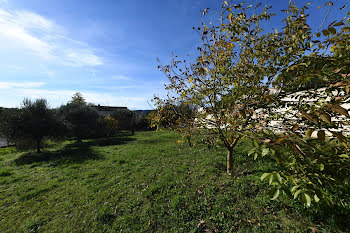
{"left": 248, "top": 4, "right": 350, "bottom": 206}
{"left": 97, "top": 115, "right": 119, "bottom": 137}
{"left": 60, "top": 102, "right": 100, "bottom": 142}
{"left": 153, "top": 0, "right": 350, "bottom": 205}
{"left": 153, "top": 1, "right": 278, "bottom": 174}
{"left": 0, "top": 99, "right": 62, "bottom": 153}
{"left": 111, "top": 109, "right": 136, "bottom": 135}
{"left": 151, "top": 100, "right": 197, "bottom": 147}
{"left": 70, "top": 92, "right": 86, "bottom": 105}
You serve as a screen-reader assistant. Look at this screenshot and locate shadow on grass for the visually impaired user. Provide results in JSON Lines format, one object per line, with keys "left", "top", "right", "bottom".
{"left": 14, "top": 134, "right": 136, "bottom": 166}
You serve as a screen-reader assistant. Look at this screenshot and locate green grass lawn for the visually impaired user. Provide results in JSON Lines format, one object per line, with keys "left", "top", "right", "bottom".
{"left": 0, "top": 130, "right": 349, "bottom": 232}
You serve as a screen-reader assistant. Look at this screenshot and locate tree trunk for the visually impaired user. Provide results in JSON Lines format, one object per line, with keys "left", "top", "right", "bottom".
{"left": 131, "top": 129, "right": 135, "bottom": 135}
{"left": 226, "top": 136, "right": 240, "bottom": 174}
{"left": 227, "top": 148, "right": 233, "bottom": 174}
{"left": 36, "top": 139, "right": 41, "bottom": 153}
{"left": 186, "top": 136, "right": 192, "bottom": 148}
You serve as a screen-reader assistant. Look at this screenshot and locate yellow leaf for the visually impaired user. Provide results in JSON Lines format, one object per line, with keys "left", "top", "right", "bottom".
{"left": 292, "top": 124, "right": 299, "bottom": 131}
{"left": 292, "top": 144, "right": 304, "bottom": 155}
{"left": 317, "top": 111, "right": 332, "bottom": 124}
{"left": 327, "top": 104, "right": 349, "bottom": 117}
{"left": 305, "top": 129, "right": 313, "bottom": 138}
{"left": 332, "top": 131, "right": 347, "bottom": 143}
{"left": 300, "top": 111, "right": 313, "bottom": 122}
{"left": 317, "top": 130, "right": 325, "bottom": 141}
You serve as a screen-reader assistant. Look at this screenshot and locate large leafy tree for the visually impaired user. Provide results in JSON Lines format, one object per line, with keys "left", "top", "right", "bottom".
{"left": 153, "top": 0, "right": 350, "bottom": 205}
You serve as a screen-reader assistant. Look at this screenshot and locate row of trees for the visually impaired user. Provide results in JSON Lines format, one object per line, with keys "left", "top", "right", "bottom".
{"left": 152, "top": 1, "right": 350, "bottom": 206}
{"left": 0, "top": 93, "right": 151, "bottom": 153}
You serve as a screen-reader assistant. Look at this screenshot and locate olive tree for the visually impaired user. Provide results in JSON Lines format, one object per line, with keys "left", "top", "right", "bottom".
{"left": 60, "top": 102, "right": 100, "bottom": 142}
{"left": 0, "top": 99, "right": 63, "bottom": 153}
{"left": 111, "top": 109, "right": 136, "bottom": 135}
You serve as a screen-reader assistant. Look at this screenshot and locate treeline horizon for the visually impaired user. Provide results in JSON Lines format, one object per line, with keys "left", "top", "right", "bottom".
{"left": 0, "top": 92, "right": 153, "bottom": 153}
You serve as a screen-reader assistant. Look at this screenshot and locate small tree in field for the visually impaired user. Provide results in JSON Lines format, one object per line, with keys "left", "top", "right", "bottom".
{"left": 153, "top": 2, "right": 279, "bottom": 174}
{"left": 0, "top": 99, "right": 62, "bottom": 153}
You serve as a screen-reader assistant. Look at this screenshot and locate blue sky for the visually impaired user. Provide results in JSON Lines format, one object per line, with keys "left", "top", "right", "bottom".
{"left": 0, "top": 0, "right": 348, "bottom": 109}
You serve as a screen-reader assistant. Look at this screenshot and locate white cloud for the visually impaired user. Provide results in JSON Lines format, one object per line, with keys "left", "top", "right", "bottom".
{"left": 13, "top": 88, "right": 149, "bottom": 109}
{"left": 64, "top": 50, "right": 102, "bottom": 67}
{"left": 0, "top": 81, "right": 45, "bottom": 89}
{"left": 112, "top": 75, "right": 131, "bottom": 80}
{"left": 0, "top": 8, "right": 103, "bottom": 67}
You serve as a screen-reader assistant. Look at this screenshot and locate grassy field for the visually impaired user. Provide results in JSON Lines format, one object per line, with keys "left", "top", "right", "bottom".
{"left": 0, "top": 130, "right": 349, "bottom": 232}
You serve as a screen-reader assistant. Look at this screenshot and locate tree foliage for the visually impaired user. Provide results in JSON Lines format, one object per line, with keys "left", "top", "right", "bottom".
{"left": 70, "top": 92, "right": 86, "bottom": 105}
{"left": 251, "top": 4, "right": 350, "bottom": 206}
{"left": 0, "top": 99, "right": 63, "bottom": 153}
{"left": 60, "top": 102, "right": 100, "bottom": 142}
{"left": 153, "top": 0, "right": 350, "bottom": 205}
{"left": 111, "top": 109, "right": 136, "bottom": 135}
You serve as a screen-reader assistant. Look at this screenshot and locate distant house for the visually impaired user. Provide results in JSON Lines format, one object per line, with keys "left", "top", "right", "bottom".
{"left": 92, "top": 105, "right": 128, "bottom": 116}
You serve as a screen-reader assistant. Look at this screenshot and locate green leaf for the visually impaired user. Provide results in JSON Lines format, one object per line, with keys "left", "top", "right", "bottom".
{"left": 269, "top": 174, "right": 274, "bottom": 185}
{"left": 314, "top": 194, "right": 320, "bottom": 203}
{"left": 291, "top": 185, "right": 299, "bottom": 193}
{"left": 322, "top": 29, "right": 329, "bottom": 37}
{"left": 260, "top": 173, "right": 270, "bottom": 181}
{"left": 271, "top": 189, "right": 280, "bottom": 200}
{"left": 319, "top": 164, "right": 324, "bottom": 171}
{"left": 248, "top": 148, "right": 255, "bottom": 156}
{"left": 339, "top": 154, "right": 349, "bottom": 158}
{"left": 304, "top": 193, "right": 311, "bottom": 206}
{"left": 333, "top": 22, "right": 345, "bottom": 26}
{"left": 275, "top": 173, "right": 283, "bottom": 184}
{"left": 262, "top": 148, "right": 269, "bottom": 157}
{"left": 254, "top": 153, "right": 258, "bottom": 160}
{"left": 328, "top": 27, "right": 336, "bottom": 35}
{"left": 294, "top": 190, "right": 302, "bottom": 199}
